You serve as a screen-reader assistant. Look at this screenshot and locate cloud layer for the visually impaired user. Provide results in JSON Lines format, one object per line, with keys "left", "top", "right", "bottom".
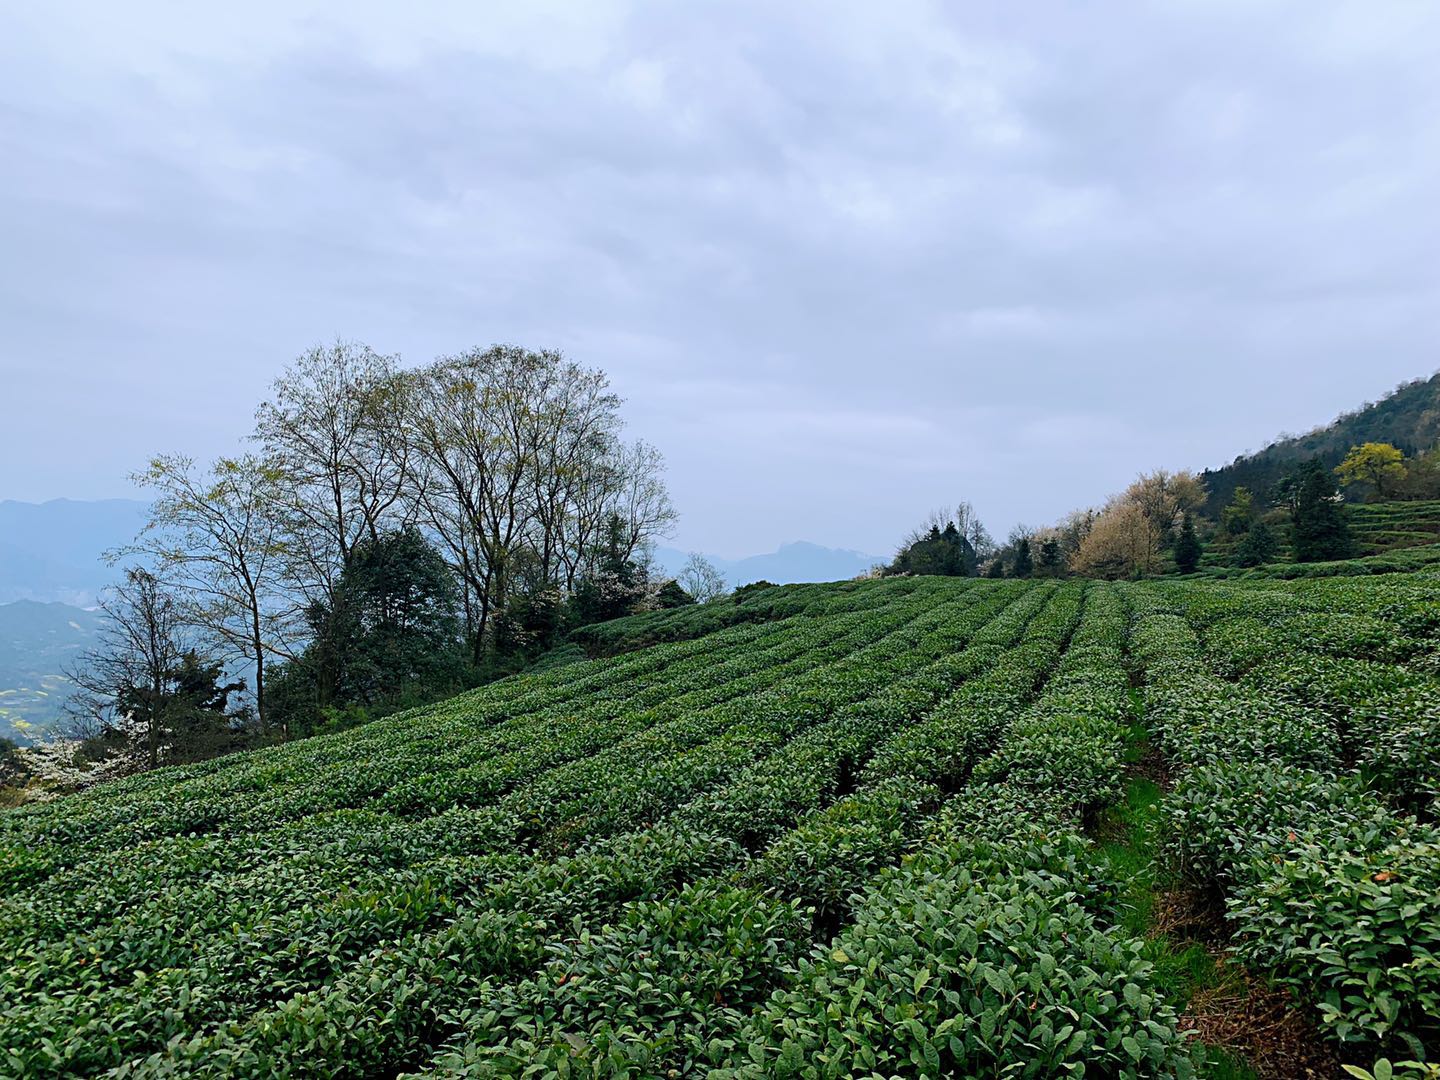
{"left": 3, "top": 0, "right": 1438, "bottom": 554}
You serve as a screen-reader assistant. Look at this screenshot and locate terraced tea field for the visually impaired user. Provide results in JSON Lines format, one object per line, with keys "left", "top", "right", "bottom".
{"left": 2, "top": 575, "right": 1437, "bottom": 1077}
{"left": 1199, "top": 500, "right": 1440, "bottom": 580}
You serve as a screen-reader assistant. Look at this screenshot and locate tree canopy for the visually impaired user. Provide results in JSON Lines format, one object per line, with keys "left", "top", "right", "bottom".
{"left": 63, "top": 569, "right": 246, "bottom": 768}
{"left": 1071, "top": 471, "right": 1207, "bottom": 579}
{"left": 72, "top": 341, "right": 680, "bottom": 775}
{"left": 1334, "top": 442, "right": 1407, "bottom": 499}
{"left": 888, "top": 518, "right": 979, "bottom": 577}
{"left": 1291, "top": 461, "right": 1354, "bottom": 562}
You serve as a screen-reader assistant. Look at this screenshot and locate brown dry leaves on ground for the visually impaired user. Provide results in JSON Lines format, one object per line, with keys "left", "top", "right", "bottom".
{"left": 1153, "top": 887, "right": 1343, "bottom": 1079}
{"left": 1183, "top": 954, "right": 1343, "bottom": 1079}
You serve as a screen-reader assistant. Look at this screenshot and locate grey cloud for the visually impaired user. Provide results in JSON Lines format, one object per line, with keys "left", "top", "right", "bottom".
{"left": 2, "top": 0, "right": 1437, "bottom": 553}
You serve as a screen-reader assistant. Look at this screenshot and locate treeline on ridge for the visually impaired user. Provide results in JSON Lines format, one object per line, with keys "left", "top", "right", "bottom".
{"left": 884, "top": 436, "right": 1440, "bottom": 582}
{"left": 1200, "top": 371, "right": 1440, "bottom": 514}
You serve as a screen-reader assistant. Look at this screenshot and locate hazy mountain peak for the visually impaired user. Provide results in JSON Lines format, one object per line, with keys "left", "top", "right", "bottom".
{"left": 652, "top": 541, "right": 885, "bottom": 587}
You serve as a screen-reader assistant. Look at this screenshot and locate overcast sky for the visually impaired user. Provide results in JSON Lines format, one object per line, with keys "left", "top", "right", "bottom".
{"left": 3, "top": 1, "right": 1438, "bottom": 556}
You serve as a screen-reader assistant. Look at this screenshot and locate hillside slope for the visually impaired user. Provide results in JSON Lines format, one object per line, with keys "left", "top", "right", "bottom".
{"left": 1196, "top": 500, "right": 1440, "bottom": 579}
{"left": 1202, "top": 371, "right": 1440, "bottom": 514}
{"left": 2, "top": 576, "right": 1437, "bottom": 1077}
{"left": 0, "top": 600, "right": 102, "bottom": 742}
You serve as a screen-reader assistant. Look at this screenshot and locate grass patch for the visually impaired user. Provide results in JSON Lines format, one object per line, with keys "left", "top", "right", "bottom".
{"left": 1095, "top": 699, "right": 1261, "bottom": 1079}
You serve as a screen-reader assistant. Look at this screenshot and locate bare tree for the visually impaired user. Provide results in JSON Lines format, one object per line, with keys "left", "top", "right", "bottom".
{"left": 63, "top": 568, "right": 185, "bottom": 770}
{"left": 1006, "top": 522, "right": 1035, "bottom": 548}
{"left": 405, "top": 346, "right": 674, "bottom": 660}
{"left": 1071, "top": 499, "right": 1164, "bottom": 579}
{"left": 951, "top": 501, "right": 995, "bottom": 559}
{"left": 607, "top": 439, "right": 678, "bottom": 564}
{"left": 253, "top": 342, "right": 415, "bottom": 603}
{"left": 525, "top": 362, "right": 626, "bottom": 589}
{"left": 1054, "top": 508, "right": 1098, "bottom": 560}
{"left": 407, "top": 348, "right": 546, "bottom": 659}
{"left": 901, "top": 504, "right": 993, "bottom": 555}
{"left": 679, "top": 553, "right": 728, "bottom": 602}
{"left": 121, "top": 454, "right": 293, "bottom": 737}
{"left": 1125, "top": 470, "right": 1207, "bottom": 542}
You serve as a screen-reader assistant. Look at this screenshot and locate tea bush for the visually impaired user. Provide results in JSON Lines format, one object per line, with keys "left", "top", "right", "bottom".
{"left": 1139, "top": 578, "right": 1440, "bottom": 1060}
{"left": 2, "top": 572, "right": 1438, "bottom": 1076}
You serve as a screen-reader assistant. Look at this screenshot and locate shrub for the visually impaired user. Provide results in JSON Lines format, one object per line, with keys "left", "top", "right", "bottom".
{"left": 1228, "top": 821, "right": 1440, "bottom": 1051}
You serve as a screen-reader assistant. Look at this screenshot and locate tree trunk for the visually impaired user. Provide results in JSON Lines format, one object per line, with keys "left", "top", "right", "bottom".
{"left": 149, "top": 672, "right": 161, "bottom": 770}
{"left": 251, "top": 604, "right": 274, "bottom": 740}
{"left": 148, "top": 617, "right": 161, "bottom": 770}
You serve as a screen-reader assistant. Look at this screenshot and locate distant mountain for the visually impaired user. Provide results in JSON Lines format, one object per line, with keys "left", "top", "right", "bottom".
{"left": 0, "top": 600, "right": 104, "bottom": 743}
{"left": 652, "top": 541, "right": 885, "bottom": 587}
{"left": 1202, "top": 372, "right": 1440, "bottom": 515}
{"left": 0, "top": 498, "right": 148, "bottom": 606}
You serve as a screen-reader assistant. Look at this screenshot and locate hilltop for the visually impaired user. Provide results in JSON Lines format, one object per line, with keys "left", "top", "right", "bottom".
{"left": 0, "top": 494, "right": 881, "bottom": 743}
{"left": 1201, "top": 371, "right": 1440, "bottom": 515}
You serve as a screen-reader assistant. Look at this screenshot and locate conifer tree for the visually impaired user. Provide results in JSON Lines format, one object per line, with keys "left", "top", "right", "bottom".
{"left": 1234, "top": 520, "right": 1277, "bottom": 567}
{"left": 1012, "top": 537, "right": 1034, "bottom": 578}
{"left": 1174, "top": 514, "right": 1202, "bottom": 574}
{"left": 1037, "top": 536, "right": 1063, "bottom": 577}
{"left": 1292, "top": 462, "right": 1354, "bottom": 562}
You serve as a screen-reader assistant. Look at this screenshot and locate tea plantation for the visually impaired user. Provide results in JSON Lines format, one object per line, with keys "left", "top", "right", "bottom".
{"left": 2, "top": 575, "right": 1438, "bottom": 1077}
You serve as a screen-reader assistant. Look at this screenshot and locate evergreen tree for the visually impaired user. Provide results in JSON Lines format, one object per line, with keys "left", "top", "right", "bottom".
{"left": 1234, "top": 520, "right": 1278, "bottom": 567}
{"left": 278, "top": 527, "right": 465, "bottom": 734}
{"left": 571, "top": 513, "right": 651, "bottom": 624}
{"left": 1173, "top": 514, "right": 1202, "bottom": 574}
{"left": 1222, "top": 487, "right": 1254, "bottom": 535}
{"left": 654, "top": 580, "right": 695, "bottom": 608}
{"left": 938, "top": 522, "right": 967, "bottom": 575}
{"left": 984, "top": 557, "right": 1005, "bottom": 579}
{"left": 64, "top": 568, "right": 247, "bottom": 770}
{"left": 1271, "top": 472, "right": 1303, "bottom": 514}
{"left": 1291, "top": 462, "right": 1354, "bottom": 562}
{"left": 888, "top": 520, "right": 976, "bottom": 577}
{"left": 137, "top": 653, "right": 247, "bottom": 765}
{"left": 1037, "top": 536, "right": 1063, "bottom": 577}
{"left": 493, "top": 585, "right": 565, "bottom": 663}
{"left": 1012, "top": 537, "right": 1034, "bottom": 578}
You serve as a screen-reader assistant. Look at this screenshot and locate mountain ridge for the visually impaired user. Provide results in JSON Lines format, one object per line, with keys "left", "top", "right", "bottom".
{"left": 651, "top": 540, "right": 885, "bottom": 588}
{"left": 0, "top": 498, "right": 149, "bottom": 606}
{"left": 1201, "top": 370, "right": 1440, "bottom": 514}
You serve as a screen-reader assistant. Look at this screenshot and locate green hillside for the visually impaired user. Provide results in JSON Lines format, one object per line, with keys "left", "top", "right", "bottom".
{"left": 1198, "top": 499, "right": 1440, "bottom": 579}
{"left": 1202, "top": 371, "right": 1440, "bottom": 515}
{"left": 1347, "top": 498, "right": 1440, "bottom": 552}
{"left": 2, "top": 576, "right": 1438, "bottom": 1077}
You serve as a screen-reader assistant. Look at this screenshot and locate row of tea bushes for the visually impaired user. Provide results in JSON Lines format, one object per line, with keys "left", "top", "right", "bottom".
{"left": 1135, "top": 583, "right": 1440, "bottom": 1058}
{"left": 400, "top": 586, "right": 1081, "bottom": 1076}
{"left": 5, "top": 583, "right": 1040, "bottom": 1076}
{"left": 707, "top": 585, "right": 1193, "bottom": 1079}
